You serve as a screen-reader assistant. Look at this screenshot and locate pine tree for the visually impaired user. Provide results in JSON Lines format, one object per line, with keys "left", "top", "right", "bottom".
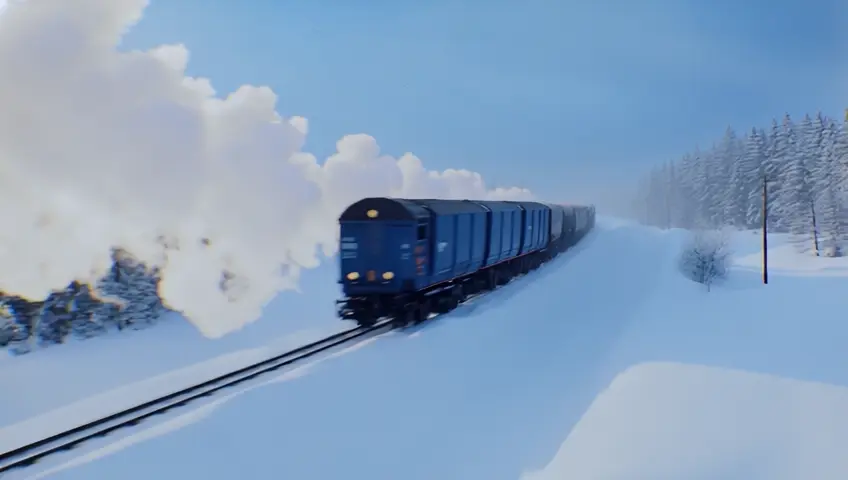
{"left": 676, "top": 153, "right": 699, "bottom": 229}
{"left": 816, "top": 119, "right": 847, "bottom": 255}
{"left": 719, "top": 127, "right": 746, "bottom": 227}
{"left": 0, "top": 298, "right": 15, "bottom": 347}
{"left": 630, "top": 108, "right": 848, "bottom": 257}
{"left": 94, "top": 248, "right": 167, "bottom": 331}
{"left": 743, "top": 128, "right": 767, "bottom": 228}
{"left": 2, "top": 247, "right": 171, "bottom": 355}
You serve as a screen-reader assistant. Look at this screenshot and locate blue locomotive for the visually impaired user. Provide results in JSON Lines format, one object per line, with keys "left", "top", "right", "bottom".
{"left": 336, "top": 197, "right": 595, "bottom": 327}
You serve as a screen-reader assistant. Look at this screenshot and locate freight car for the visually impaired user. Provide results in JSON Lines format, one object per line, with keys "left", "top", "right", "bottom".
{"left": 336, "top": 197, "right": 595, "bottom": 328}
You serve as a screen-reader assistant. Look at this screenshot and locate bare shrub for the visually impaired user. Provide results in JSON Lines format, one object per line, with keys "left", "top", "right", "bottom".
{"left": 679, "top": 230, "right": 732, "bottom": 291}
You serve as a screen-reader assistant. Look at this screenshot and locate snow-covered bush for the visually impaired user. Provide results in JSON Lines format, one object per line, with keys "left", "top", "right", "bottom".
{"left": 679, "top": 230, "right": 731, "bottom": 291}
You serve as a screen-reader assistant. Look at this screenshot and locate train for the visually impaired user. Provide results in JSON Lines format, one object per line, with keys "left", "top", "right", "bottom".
{"left": 335, "top": 197, "right": 596, "bottom": 328}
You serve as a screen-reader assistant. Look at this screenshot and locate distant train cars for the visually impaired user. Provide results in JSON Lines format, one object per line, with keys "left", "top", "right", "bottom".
{"left": 336, "top": 197, "right": 596, "bottom": 328}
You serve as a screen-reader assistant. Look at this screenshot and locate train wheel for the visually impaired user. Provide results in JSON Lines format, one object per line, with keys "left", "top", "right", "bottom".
{"left": 452, "top": 285, "right": 464, "bottom": 308}
{"left": 416, "top": 299, "right": 431, "bottom": 324}
{"left": 393, "top": 308, "right": 415, "bottom": 329}
{"left": 487, "top": 270, "right": 498, "bottom": 290}
{"left": 497, "top": 268, "right": 509, "bottom": 286}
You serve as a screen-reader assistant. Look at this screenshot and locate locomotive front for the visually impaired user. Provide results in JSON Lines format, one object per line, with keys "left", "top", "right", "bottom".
{"left": 336, "top": 197, "right": 431, "bottom": 325}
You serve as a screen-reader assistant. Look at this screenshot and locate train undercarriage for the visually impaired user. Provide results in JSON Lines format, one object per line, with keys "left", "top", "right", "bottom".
{"left": 337, "top": 234, "right": 580, "bottom": 329}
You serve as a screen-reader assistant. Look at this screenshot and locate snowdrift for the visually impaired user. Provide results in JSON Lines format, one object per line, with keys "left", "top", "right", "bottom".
{"left": 524, "top": 362, "right": 848, "bottom": 480}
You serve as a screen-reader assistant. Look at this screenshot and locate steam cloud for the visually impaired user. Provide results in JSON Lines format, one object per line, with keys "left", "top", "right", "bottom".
{"left": 0, "top": 0, "right": 533, "bottom": 338}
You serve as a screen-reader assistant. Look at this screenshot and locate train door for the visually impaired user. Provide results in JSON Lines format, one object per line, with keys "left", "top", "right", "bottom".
{"left": 413, "top": 218, "right": 431, "bottom": 281}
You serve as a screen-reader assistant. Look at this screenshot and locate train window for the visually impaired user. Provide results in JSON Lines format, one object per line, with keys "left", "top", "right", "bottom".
{"left": 417, "top": 223, "right": 427, "bottom": 240}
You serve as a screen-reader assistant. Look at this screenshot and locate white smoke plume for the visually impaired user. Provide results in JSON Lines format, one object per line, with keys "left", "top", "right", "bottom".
{"left": 0, "top": 0, "right": 533, "bottom": 338}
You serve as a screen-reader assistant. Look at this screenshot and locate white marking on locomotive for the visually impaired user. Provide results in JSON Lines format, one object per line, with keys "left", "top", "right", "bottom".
{"left": 437, "top": 241, "right": 448, "bottom": 252}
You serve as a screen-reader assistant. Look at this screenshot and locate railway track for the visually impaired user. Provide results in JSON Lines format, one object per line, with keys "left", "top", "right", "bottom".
{"left": 0, "top": 232, "right": 594, "bottom": 477}
{"left": 0, "top": 320, "right": 394, "bottom": 476}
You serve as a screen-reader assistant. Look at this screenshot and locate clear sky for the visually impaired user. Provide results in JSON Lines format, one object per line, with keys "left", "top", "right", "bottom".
{"left": 121, "top": 0, "right": 847, "bottom": 205}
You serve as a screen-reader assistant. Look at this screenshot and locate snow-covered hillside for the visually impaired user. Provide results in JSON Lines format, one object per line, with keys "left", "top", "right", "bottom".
{"left": 6, "top": 218, "right": 848, "bottom": 480}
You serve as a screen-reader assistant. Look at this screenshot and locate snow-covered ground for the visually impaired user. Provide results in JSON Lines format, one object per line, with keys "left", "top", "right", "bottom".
{"left": 0, "top": 259, "right": 346, "bottom": 453}
{"left": 525, "top": 362, "right": 848, "bottom": 480}
{"left": 6, "top": 218, "right": 848, "bottom": 480}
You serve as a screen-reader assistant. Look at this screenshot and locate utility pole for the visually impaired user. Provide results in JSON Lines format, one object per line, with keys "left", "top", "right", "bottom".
{"left": 811, "top": 201, "right": 820, "bottom": 256}
{"left": 762, "top": 174, "right": 768, "bottom": 284}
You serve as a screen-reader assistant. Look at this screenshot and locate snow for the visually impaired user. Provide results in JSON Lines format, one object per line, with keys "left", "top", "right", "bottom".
{"left": 6, "top": 217, "right": 847, "bottom": 480}
{"left": 0, "top": 0, "right": 531, "bottom": 340}
{"left": 0, "top": 261, "right": 345, "bottom": 452}
{"left": 523, "top": 362, "right": 848, "bottom": 480}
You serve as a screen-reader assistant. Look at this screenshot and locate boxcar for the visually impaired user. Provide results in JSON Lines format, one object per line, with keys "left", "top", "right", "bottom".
{"left": 337, "top": 196, "right": 595, "bottom": 327}
{"left": 548, "top": 204, "right": 566, "bottom": 243}
{"left": 574, "top": 205, "right": 592, "bottom": 238}
{"left": 510, "top": 201, "right": 550, "bottom": 255}
{"left": 406, "top": 199, "right": 489, "bottom": 286}
{"left": 469, "top": 200, "right": 522, "bottom": 267}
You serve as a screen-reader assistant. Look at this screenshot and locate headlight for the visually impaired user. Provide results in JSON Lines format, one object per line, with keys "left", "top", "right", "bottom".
{"left": 346, "top": 272, "right": 360, "bottom": 280}
{"left": 382, "top": 271, "right": 394, "bottom": 280}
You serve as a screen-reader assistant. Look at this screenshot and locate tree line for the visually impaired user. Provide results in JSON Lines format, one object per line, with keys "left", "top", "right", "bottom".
{"left": 633, "top": 111, "right": 848, "bottom": 256}
{"left": 0, "top": 249, "right": 167, "bottom": 355}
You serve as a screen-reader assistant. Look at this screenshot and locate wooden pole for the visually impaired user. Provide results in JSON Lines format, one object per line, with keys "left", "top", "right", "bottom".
{"left": 811, "top": 201, "right": 820, "bottom": 256}
{"left": 762, "top": 174, "right": 768, "bottom": 284}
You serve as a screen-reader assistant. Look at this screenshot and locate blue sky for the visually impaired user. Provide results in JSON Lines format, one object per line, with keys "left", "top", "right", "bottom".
{"left": 122, "top": 0, "right": 847, "bottom": 204}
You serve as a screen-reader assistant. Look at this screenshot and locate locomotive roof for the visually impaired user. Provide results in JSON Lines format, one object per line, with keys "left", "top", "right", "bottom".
{"left": 339, "top": 197, "right": 429, "bottom": 221}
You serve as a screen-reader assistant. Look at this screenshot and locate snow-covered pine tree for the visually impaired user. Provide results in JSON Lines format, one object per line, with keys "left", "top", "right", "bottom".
{"left": 781, "top": 114, "right": 817, "bottom": 251}
{"left": 37, "top": 289, "right": 74, "bottom": 345}
{"left": 815, "top": 119, "right": 847, "bottom": 255}
{"left": 687, "top": 148, "right": 710, "bottom": 228}
{"left": 718, "top": 127, "right": 746, "bottom": 227}
{"left": 0, "top": 298, "right": 15, "bottom": 347}
{"left": 804, "top": 113, "right": 827, "bottom": 252}
{"left": 834, "top": 115, "right": 848, "bottom": 203}
{"left": 676, "top": 152, "right": 699, "bottom": 229}
{"left": 803, "top": 114, "right": 825, "bottom": 184}
{"left": 667, "top": 161, "right": 687, "bottom": 228}
{"left": 94, "top": 248, "right": 167, "bottom": 331}
{"left": 766, "top": 115, "right": 799, "bottom": 232}
{"left": 742, "top": 128, "right": 767, "bottom": 229}
{"left": 630, "top": 108, "right": 848, "bottom": 257}
{"left": 68, "top": 282, "right": 109, "bottom": 339}
{"left": 696, "top": 145, "right": 731, "bottom": 229}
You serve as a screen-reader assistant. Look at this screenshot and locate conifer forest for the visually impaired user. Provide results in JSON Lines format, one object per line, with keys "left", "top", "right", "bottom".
{"left": 633, "top": 112, "right": 847, "bottom": 257}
